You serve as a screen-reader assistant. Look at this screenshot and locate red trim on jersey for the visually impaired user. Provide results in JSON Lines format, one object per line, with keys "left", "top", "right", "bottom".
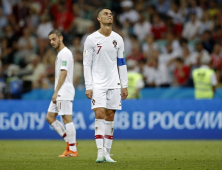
{"left": 105, "top": 135, "right": 113, "bottom": 140}
{"left": 95, "top": 135, "right": 103, "bottom": 139}
{"left": 69, "top": 143, "right": 75, "bottom": 146}
{"left": 62, "top": 133, "right": 67, "bottom": 138}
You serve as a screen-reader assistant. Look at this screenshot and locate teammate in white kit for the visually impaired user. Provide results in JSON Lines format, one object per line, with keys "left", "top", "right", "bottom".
{"left": 83, "top": 8, "right": 128, "bottom": 163}
{"left": 46, "top": 29, "right": 78, "bottom": 157}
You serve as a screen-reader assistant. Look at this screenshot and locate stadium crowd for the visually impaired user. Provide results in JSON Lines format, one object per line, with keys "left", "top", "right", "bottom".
{"left": 0, "top": 0, "right": 222, "bottom": 99}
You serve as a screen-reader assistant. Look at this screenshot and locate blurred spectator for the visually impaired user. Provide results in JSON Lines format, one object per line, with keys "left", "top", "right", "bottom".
{"left": 201, "top": 30, "right": 215, "bottom": 54}
{"left": 51, "top": 0, "right": 73, "bottom": 16}
{"left": 173, "top": 58, "right": 190, "bottom": 86}
{"left": 29, "top": 0, "right": 41, "bottom": 14}
{"left": 167, "top": 2, "right": 184, "bottom": 36}
{"left": 41, "top": 49, "right": 56, "bottom": 89}
{"left": 37, "top": 15, "right": 53, "bottom": 39}
{"left": 153, "top": 0, "right": 170, "bottom": 14}
{"left": 0, "top": 7, "right": 8, "bottom": 30}
{"left": 151, "top": 14, "right": 167, "bottom": 40}
{"left": 211, "top": 44, "right": 222, "bottom": 82}
{"left": 167, "top": 1, "right": 184, "bottom": 24}
{"left": 161, "top": 32, "right": 181, "bottom": 54}
{"left": 133, "top": 12, "right": 151, "bottom": 42}
{"left": 16, "top": 28, "right": 37, "bottom": 67}
{"left": 22, "top": 54, "right": 46, "bottom": 89}
{"left": 39, "top": 0, "right": 51, "bottom": 16}
{"left": 145, "top": 5, "right": 158, "bottom": 22}
{"left": 11, "top": 0, "right": 30, "bottom": 36}
{"left": 127, "top": 44, "right": 145, "bottom": 62}
{"left": 188, "top": 0, "right": 203, "bottom": 19}
{"left": 36, "top": 14, "right": 53, "bottom": 58}
{"left": 142, "top": 61, "right": 153, "bottom": 86}
{"left": 216, "top": 6, "right": 222, "bottom": 27}
{"left": 165, "top": 16, "right": 183, "bottom": 37}
{"left": 145, "top": 58, "right": 171, "bottom": 87}
{"left": 69, "top": 37, "right": 83, "bottom": 55}
{"left": 121, "top": 19, "right": 131, "bottom": 39}
{"left": 179, "top": 1, "right": 189, "bottom": 21}
{"left": 134, "top": 0, "right": 146, "bottom": 12}
{"left": 142, "top": 35, "right": 159, "bottom": 58}
{"left": 1, "top": 24, "right": 18, "bottom": 64}
{"left": 52, "top": 2, "right": 74, "bottom": 44}
{"left": 213, "top": 26, "right": 222, "bottom": 45}
{"left": 208, "top": 0, "right": 218, "bottom": 18}
{"left": 1, "top": 0, "right": 13, "bottom": 16}
{"left": 199, "top": 11, "right": 214, "bottom": 35}
{"left": 28, "top": 2, "right": 40, "bottom": 34}
{"left": 179, "top": 37, "right": 194, "bottom": 52}
{"left": 182, "top": 12, "right": 201, "bottom": 40}
{"left": 124, "top": 34, "right": 139, "bottom": 58}
{"left": 158, "top": 43, "right": 180, "bottom": 71}
{"left": 73, "top": 9, "right": 94, "bottom": 35}
{"left": 181, "top": 46, "right": 195, "bottom": 67}
{"left": 189, "top": 42, "right": 211, "bottom": 67}
{"left": 119, "top": 0, "right": 139, "bottom": 24}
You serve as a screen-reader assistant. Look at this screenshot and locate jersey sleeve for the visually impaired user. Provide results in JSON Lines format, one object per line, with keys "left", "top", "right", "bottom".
{"left": 60, "top": 52, "right": 71, "bottom": 71}
{"left": 83, "top": 36, "right": 94, "bottom": 90}
{"left": 117, "top": 37, "right": 128, "bottom": 88}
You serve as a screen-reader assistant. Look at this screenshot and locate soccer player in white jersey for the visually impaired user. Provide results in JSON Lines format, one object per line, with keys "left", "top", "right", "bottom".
{"left": 46, "top": 29, "right": 78, "bottom": 157}
{"left": 83, "top": 8, "right": 128, "bottom": 163}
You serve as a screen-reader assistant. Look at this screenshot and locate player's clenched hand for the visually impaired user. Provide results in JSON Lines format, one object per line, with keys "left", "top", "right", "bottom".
{"left": 85, "top": 89, "right": 93, "bottom": 99}
{"left": 52, "top": 91, "right": 58, "bottom": 103}
{"left": 121, "top": 88, "right": 128, "bottom": 100}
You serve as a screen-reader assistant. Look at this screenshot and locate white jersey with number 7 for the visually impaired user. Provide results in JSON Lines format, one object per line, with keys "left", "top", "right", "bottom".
{"left": 83, "top": 31, "right": 128, "bottom": 90}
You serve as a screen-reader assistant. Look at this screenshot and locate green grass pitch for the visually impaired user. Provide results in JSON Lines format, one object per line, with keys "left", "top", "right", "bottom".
{"left": 0, "top": 140, "right": 221, "bottom": 170}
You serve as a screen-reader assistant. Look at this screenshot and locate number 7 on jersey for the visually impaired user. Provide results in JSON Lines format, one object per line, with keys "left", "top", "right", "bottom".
{"left": 97, "top": 46, "right": 102, "bottom": 54}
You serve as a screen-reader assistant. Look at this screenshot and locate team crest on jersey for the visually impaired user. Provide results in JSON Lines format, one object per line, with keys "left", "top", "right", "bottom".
{"left": 113, "top": 40, "right": 117, "bottom": 48}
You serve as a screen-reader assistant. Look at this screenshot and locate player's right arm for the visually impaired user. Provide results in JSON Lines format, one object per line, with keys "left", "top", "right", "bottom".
{"left": 83, "top": 36, "right": 94, "bottom": 99}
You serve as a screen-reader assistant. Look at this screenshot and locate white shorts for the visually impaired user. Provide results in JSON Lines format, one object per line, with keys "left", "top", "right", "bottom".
{"left": 47, "top": 100, "right": 73, "bottom": 115}
{"left": 91, "top": 88, "right": 122, "bottom": 110}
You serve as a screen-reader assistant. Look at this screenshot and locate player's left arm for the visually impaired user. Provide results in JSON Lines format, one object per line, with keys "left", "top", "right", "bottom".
{"left": 117, "top": 37, "right": 128, "bottom": 100}
{"left": 52, "top": 55, "right": 69, "bottom": 103}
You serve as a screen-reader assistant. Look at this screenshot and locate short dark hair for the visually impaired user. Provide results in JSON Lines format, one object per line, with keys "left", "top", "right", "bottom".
{"left": 97, "top": 8, "right": 111, "bottom": 17}
{"left": 48, "top": 29, "right": 62, "bottom": 37}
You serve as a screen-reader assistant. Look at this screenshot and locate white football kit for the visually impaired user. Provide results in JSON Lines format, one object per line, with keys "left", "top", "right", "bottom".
{"left": 48, "top": 47, "right": 75, "bottom": 115}
{"left": 83, "top": 31, "right": 128, "bottom": 110}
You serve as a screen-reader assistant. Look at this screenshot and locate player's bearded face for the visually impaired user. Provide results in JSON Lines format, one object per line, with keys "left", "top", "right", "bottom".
{"left": 49, "top": 34, "right": 61, "bottom": 50}
{"left": 100, "top": 10, "right": 113, "bottom": 24}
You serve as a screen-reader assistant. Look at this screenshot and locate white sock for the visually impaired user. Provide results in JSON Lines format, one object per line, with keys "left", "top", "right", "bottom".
{"left": 65, "top": 122, "right": 77, "bottom": 152}
{"left": 104, "top": 121, "right": 114, "bottom": 154}
{"left": 51, "top": 120, "right": 68, "bottom": 142}
{"left": 95, "top": 119, "right": 105, "bottom": 149}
